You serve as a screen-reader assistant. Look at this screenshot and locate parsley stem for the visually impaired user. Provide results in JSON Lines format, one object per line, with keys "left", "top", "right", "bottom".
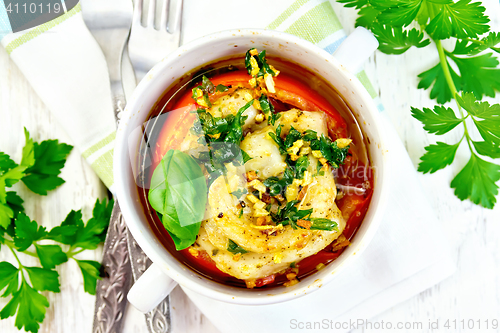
{"left": 21, "top": 250, "right": 38, "bottom": 258}
{"left": 463, "top": 38, "right": 485, "bottom": 45}
{"left": 8, "top": 245, "right": 24, "bottom": 268}
{"left": 66, "top": 248, "right": 85, "bottom": 258}
{"left": 435, "top": 39, "right": 473, "bottom": 151}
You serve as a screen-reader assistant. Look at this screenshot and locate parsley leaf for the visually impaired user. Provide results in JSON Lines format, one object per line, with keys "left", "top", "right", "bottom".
{"left": 311, "top": 135, "right": 349, "bottom": 168}
{"left": 373, "top": 0, "right": 424, "bottom": 27}
{"left": 337, "top": 0, "right": 367, "bottom": 9}
{"left": 192, "top": 101, "right": 254, "bottom": 183}
{"left": 295, "top": 156, "right": 309, "bottom": 179}
{"left": 418, "top": 142, "right": 460, "bottom": 174}
{"left": 75, "top": 260, "right": 102, "bottom": 295}
{"left": 271, "top": 200, "right": 338, "bottom": 231}
{"left": 425, "top": 0, "right": 489, "bottom": 40}
{"left": 417, "top": 61, "right": 462, "bottom": 104}
{"left": 355, "top": 5, "right": 381, "bottom": 28}
{"left": 84, "top": 198, "right": 114, "bottom": 243}
{"left": 0, "top": 280, "right": 49, "bottom": 333}
{"left": 419, "top": 53, "right": 500, "bottom": 103}
{"left": 341, "top": 0, "right": 500, "bottom": 208}
{"left": 6, "top": 192, "right": 24, "bottom": 219}
{"left": 457, "top": 92, "right": 500, "bottom": 120}
{"left": 284, "top": 127, "right": 302, "bottom": 149}
{"left": 245, "top": 49, "right": 276, "bottom": 77}
{"left": 20, "top": 128, "right": 35, "bottom": 169}
{"left": 241, "top": 150, "right": 253, "bottom": 164}
{"left": 216, "top": 84, "right": 229, "bottom": 92}
{"left": 24, "top": 267, "right": 60, "bottom": 293}
{"left": 268, "top": 125, "right": 286, "bottom": 154}
{"left": 451, "top": 153, "right": 500, "bottom": 209}
{"left": 0, "top": 204, "right": 13, "bottom": 230}
{"left": 0, "top": 152, "right": 28, "bottom": 199}
{"left": 73, "top": 199, "right": 113, "bottom": 249}
{"left": 0, "top": 262, "right": 18, "bottom": 296}
{"left": 34, "top": 244, "right": 68, "bottom": 269}
{"left": 453, "top": 32, "right": 500, "bottom": 55}
{"left": 22, "top": 139, "right": 73, "bottom": 195}
{"left": 14, "top": 213, "right": 47, "bottom": 252}
{"left": 258, "top": 95, "right": 281, "bottom": 126}
{"left": 47, "top": 199, "right": 113, "bottom": 250}
{"left": 371, "top": 24, "right": 430, "bottom": 54}
{"left": 472, "top": 141, "right": 500, "bottom": 159}
{"left": 410, "top": 105, "right": 463, "bottom": 134}
{"left": 47, "top": 210, "right": 82, "bottom": 245}
{"left": 449, "top": 52, "right": 500, "bottom": 101}
{"left": 457, "top": 93, "right": 500, "bottom": 144}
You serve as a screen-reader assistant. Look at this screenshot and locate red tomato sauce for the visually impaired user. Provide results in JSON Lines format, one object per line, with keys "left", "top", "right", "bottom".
{"left": 140, "top": 66, "right": 373, "bottom": 289}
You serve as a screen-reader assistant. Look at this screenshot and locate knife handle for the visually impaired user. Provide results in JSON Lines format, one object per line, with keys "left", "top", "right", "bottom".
{"left": 92, "top": 203, "right": 132, "bottom": 333}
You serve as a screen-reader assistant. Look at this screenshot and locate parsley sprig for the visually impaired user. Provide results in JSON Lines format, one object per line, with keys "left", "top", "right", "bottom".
{"left": 340, "top": 0, "right": 500, "bottom": 208}
{"left": 0, "top": 129, "right": 113, "bottom": 333}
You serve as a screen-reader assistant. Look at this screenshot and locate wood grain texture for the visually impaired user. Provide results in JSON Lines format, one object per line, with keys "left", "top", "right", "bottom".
{"left": 332, "top": 1, "right": 500, "bottom": 331}
{"left": 1, "top": 1, "right": 500, "bottom": 332}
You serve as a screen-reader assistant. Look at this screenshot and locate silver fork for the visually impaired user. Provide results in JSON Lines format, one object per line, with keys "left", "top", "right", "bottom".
{"left": 128, "top": 0, "right": 183, "bottom": 82}
{"left": 81, "top": 0, "right": 133, "bottom": 119}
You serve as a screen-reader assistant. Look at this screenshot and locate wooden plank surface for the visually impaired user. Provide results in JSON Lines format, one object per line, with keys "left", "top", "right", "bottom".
{"left": 1, "top": 1, "right": 500, "bottom": 332}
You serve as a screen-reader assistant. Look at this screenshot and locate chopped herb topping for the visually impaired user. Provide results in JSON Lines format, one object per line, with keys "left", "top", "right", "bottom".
{"left": 271, "top": 126, "right": 350, "bottom": 168}
{"left": 258, "top": 95, "right": 281, "bottom": 126}
{"left": 271, "top": 200, "right": 338, "bottom": 231}
{"left": 227, "top": 239, "right": 248, "bottom": 254}
{"left": 245, "top": 49, "right": 277, "bottom": 78}
{"left": 192, "top": 100, "right": 254, "bottom": 183}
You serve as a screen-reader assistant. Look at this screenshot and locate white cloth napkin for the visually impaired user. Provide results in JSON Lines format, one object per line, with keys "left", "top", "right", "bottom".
{"left": 0, "top": 0, "right": 456, "bottom": 331}
{"left": 0, "top": 3, "right": 116, "bottom": 189}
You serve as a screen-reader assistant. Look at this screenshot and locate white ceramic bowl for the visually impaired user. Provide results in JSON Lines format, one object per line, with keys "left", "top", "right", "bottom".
{"left": 114, "top": 28, "right": 390, "bottom": 312}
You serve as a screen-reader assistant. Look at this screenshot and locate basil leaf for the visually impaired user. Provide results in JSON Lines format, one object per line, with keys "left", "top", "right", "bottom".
{"left": 148, "top": 150, "right": 207, "bottom": 250}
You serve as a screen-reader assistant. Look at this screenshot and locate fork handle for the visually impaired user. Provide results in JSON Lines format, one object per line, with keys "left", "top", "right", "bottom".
{"left": 110, "top": 79, "right": 127, "bottom": 120}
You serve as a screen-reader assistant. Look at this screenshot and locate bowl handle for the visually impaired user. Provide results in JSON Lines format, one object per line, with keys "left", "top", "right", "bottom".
{"left": 333, "top": 26, "right": 379, "bottom": 73}
{"left": 127, "top": 262, "right": 178, "bottom": 313}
